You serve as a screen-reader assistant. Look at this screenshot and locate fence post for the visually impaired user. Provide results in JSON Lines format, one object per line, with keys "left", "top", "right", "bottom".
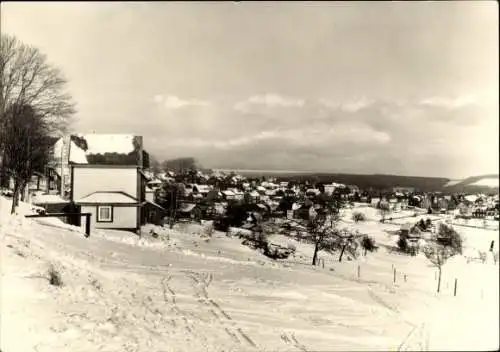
{"left": 357, "top": 265, "right": 360, "bottom": 279}
{"left": 404, "top": 274, "right": 407, "bottom": 282}
{"left": 322, "top": 259, "right": 325, "bottom": 269}
{"left": 453, "top": 278, "right": 458, "bottom": 297}
{"left": 85, "top": 214, "right": 91, "bottom": 237}
{"left": 393, "top": 267, "right": 396, "bottom": 284}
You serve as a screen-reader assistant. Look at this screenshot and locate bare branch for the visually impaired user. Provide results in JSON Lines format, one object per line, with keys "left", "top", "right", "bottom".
{"left": 1, "top": 34, "right": 75, "bottom": 131}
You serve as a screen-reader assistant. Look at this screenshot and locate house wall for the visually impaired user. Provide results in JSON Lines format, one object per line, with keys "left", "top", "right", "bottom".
{"left": 146, "top": 191, "right": 155, "bottom": 202}
{"left": 72, "top": 167, "right": 138, "bottom": 200}
{"left": 82, "top": 205, "right": 137, "bottom": 229}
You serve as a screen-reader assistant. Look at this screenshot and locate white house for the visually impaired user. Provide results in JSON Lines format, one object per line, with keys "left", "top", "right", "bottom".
{"left": 71, "top": 164, "right": 147, "bottom": 234}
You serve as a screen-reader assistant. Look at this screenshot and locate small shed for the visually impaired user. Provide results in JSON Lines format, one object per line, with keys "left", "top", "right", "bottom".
{"left": 142, "top": 200, "right": 167, "bottom": 225}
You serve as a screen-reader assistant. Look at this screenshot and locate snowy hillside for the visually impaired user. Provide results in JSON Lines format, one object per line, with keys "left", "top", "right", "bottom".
{"left": 1, "top": 196, "right": 499, "bottom": 351}
{"left": 444, "top": 174, "right": 500, "bottom": 192}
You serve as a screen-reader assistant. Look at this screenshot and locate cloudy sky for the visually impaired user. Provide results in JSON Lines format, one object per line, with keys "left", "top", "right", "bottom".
{"left": 2, "top": 1, "right": 498, "bottom": 178}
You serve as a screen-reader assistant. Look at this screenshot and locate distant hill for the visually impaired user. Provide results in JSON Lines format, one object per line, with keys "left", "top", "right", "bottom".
{"left": 216, "top": 169, "right": 449, "bottom": 192}
{"left": 443, "top": 174, "right": 499, "bottom": 194}
{"left": 212, "top": 168, "right": 499, "bottom": 194}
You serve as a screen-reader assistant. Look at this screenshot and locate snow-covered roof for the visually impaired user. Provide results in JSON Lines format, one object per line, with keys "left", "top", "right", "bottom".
{"left": 178, "top": 203, "right": 197, "bottom": 213}
{"left": 464, "top": 195, "right": 478, "bottom": 203}
{"left": 148, "top": 179, "right": 162, "bottom": 185}
{"left": 256, "top": 203, "right": 268, "bottom": 210}
{"left": 75, "top": 191, "right": 137, "bottom": 204}
{"left": 401, "top": 223, "right": 412, "bottom": 231}
{"left": 194, "top": 184, "right": 211, "bottom": 192}
{"left": 249, "top": 191, "right": 260, "bottom": 197}
{"left": 141, "top": 200, "right": 165, "bottom": 210}
{"left": 76, "top": 134, "right": 136, "bottom": 155}
{"left": 306, "top": 189, "right": 320, "bottom": 195}
{"left": 222, "top": 190, "right": 235, "bottom": 196}
{"left": 292, "top": 203, "right": 302, "bottom": 211}
{"left": 54, "top": 134, "right": 140, "bottom": 165}
{"left": 31, "top": 194, "right": 69, "bottom": 204}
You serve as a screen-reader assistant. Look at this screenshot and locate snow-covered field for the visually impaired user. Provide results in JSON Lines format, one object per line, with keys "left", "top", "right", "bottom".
{"left": 470, "top": 177, "right": 499, "bottom": 188}
{"left": 1, "top": 196, "right": 499, "bottom": 352}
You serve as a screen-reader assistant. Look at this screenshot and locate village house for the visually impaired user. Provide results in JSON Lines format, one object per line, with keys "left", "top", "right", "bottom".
{"left": 177, "top": 203, "right": 203, "bottom": 221}
{"left": 248, "top": 190, "right": 261, "bottom": 203}
{"left": 370, "top": 197, "right": 380, "bottom": 207}
{"left": 457, "top": 201, "right": 473, "bottom": 217}
{"left": 221, "top": 189, "right": 236, "bottom": 201}
{"left": 143, "top": 185, "right": 166, "bottom": 225}
{"left": 393, "top": 186, "right": 415, "bottom": 194}
{"left": 42, "top": 134, "right": 155, "bottom": 233}
{"left": 71, "top": 164, "right": 147, "bottom": 233}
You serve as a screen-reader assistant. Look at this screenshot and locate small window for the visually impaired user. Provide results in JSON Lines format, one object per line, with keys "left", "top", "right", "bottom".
{"left": 97, "top": 205, "right": 113, "bottom": 222}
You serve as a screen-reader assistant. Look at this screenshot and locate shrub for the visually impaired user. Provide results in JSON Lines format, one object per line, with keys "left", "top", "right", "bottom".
{"left": 254, "top": 231, "right": 269, "bottom": 250}
{"left": 436, "top": 223, "right": 463, "bottom": 254}
{"left": 352, "top": 211, "right": 366, "bottom": 223}
{"left": 287, "top": 243, "right": 297, "bottom": 253}
{"left": 204, "top": 223, "right": 214, "bottom": 237}
{"left": 48, "top": 265, "right": 63, "bottom": 287}
{"left": 425, "top": 218, "right": 432, "bottom": 228}
{"left": 213, "top": 216, "right": 230, "bottom": 232}
{"left": 361, "top": 235, "right": 377, "bottom": 254}
{"left": 417, "top": 219, "right": 426, "bottom": 231}
{"left": 264, "top": 244, "right": 293, "bottom": 260}
{"left": 397, "top": 236, "right": 408, "bottom": 253}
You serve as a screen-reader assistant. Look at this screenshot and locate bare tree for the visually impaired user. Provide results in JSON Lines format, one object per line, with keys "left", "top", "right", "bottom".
{"left": 335, "top": 228, "right": 362, "bottom": 262}
{"left": 1, "top": 34, "right": 75, "bottom": 188}
{"left": 378, "top": 202, "right": 391, "bottom": 223}
{"left": 424, "top": 223, "right": 463, "bottom": 293}
{"left": 3, "top": 104, "right": 51, "bottom": 213}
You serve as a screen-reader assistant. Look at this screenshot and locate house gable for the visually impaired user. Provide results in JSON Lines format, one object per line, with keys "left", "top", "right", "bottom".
{"left": 71, "top": 165, "right": 140, "bottom": 202}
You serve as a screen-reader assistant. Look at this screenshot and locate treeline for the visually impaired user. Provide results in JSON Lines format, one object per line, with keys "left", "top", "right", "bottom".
{"left": 276, "top": 173, "right": 449, "bottom": 193}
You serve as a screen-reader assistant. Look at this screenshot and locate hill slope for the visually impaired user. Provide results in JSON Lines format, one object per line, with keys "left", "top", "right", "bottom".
{"left": 1, "top": 196, "right": 498, "bottom": 351}
{"left": 444, "top": 174, "right": 499, "bottom": 194}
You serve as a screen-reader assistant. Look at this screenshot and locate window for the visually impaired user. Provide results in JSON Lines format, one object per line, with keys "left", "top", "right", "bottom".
{"left": 97, "top": 205, "right": 113, "bottom": 223}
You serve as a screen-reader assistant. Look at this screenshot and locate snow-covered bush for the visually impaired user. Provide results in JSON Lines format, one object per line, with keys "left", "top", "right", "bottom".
{"left": 48, "top": 265, "right": 63, "bottom": 287}
{"left": 352, "top": 211, "right": 366, "bottom": 223}
{"left": 397, "top": 236, "right": 409, "bottom": 253}
{"left": 287, "top": 243, "right": 297, "bottom": 252}
{"left": 203, "top": 223, "right": 214, "bottom": 237}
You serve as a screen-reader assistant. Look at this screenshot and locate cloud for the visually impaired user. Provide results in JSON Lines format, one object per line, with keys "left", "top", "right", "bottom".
{"left": 234, "top": 93, "right": 305, "bottom": 112}
{"left": 419, "top": 94, "right": 478, "bottom": 109}
{"left": 319, "top": 98, "right": 383, "bottom": 114}
{"left": 153, "top": 94, "right": 210, "bottom": 109}
{"left": 140, "top": 93, "right": 496, "bottom": 177}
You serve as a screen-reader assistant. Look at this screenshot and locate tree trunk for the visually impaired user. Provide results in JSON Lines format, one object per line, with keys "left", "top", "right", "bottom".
{"left": 312, "top": 241, "right": 320, "bottom": 266}
{"left": 437, "top": 267, "right": 442, "bottom": 293}
{"left": 20, "top": 181, "right": 27, "bottom": 202}
{"left": 11, "top": 179, "right": 20, "bottom": 214}
{"left": 339, "top": 244, "right": 347, "bottom": 262}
